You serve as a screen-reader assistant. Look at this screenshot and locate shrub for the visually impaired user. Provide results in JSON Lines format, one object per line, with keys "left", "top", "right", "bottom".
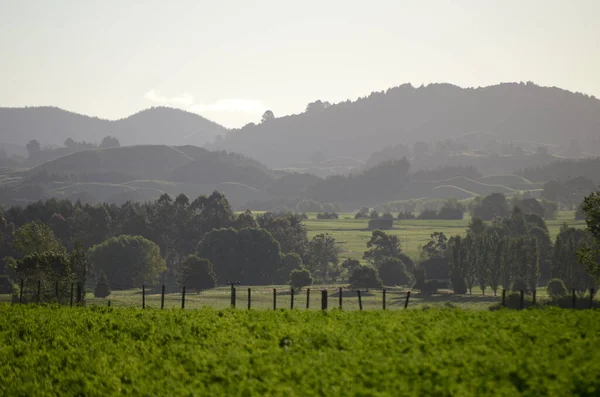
{"left": 490, "top": 292, "right": 534, "bottom": 310}
{"left": 94, "top": 273, "right": 110, "bottom": 298}
{"left": 316, "top": 212, "right": 339, "bottom": 220}
{"left": 421, "top": 280, "right": 439, "bottom": 296}
{"left": 349, "top": 266, "right": 383, "bottom": 289}
{"left": 397, "top": 211, "right": 415, "bottom": 220}
{"left": 290, "top": 268, "right": 313, "bottom": 289}
{"left": 413, "top": 267, "right": 426, "bottom": 290}
{"left": 377, "top": 257, "right": 412, "bottom": 286}
{"left": 451, "top": 277, "right": 468, "bottom": 294}
{"left": 512, "top": 278, "right": 530, "bottom": 293}
{"left": 547, "top": 278, "right": 568, "bottom": 298}
{"left": 418, "top": 209, "right": 438, "bottom": 220}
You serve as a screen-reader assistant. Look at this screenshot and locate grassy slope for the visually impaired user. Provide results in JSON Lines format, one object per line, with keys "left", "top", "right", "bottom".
{"left": 1, "top": 305, "right": 599, "bottom": 396}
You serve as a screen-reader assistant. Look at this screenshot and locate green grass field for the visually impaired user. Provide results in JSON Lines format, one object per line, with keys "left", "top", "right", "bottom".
{"left": 304, "top": 211, "right": 585, "bottom": 261}
{"left": 77, "top": 210, "right": 585, "bottom": 310}
{"left": 2, "top": 305, "right": 599, "bottom": 396}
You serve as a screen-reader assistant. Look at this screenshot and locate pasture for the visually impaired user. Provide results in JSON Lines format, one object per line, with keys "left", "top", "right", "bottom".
{"left": 304, "top": 211, "right": 585, "bottom": 261}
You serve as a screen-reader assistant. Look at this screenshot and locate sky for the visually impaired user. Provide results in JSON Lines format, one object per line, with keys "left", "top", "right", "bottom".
{"left": 0, "top": 0, "right": 599, "bottom": 128}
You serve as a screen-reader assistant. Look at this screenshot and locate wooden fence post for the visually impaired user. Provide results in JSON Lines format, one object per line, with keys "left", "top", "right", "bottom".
{"left": 231, "top": 287, "right": 236, "bottom": 308}
{"left": 108, "top": 299, "right": 111, "bottom": 307}
{"left": 383, "top": 289, "right": 386, "bottom": 310}
{"left": 306, "top": 288, "right": 310, "bottom": 309}
{"left": 181, "top": 286, "right": 186, "bottom": 309}
{"left": 519, "top": 290, "right": 524, "bottom": 310}
{"left": 339, "top": 287, "right": 343, "bottom": 310}
{"left": 142, "top": 285, "right": 146, "bottom": 309}
{"left": 36, "top": 280, "right": 41, "bottom": 303}
{"left": 55, "top": 281, "right": 59, "bottom": 303}
{"left": 70, "top": 283, "right": 74, "bottom": 307}
{"left": 357, "top": 290, "right": 363, "bottom": 311}
{"left": 161, "top": 285, "right": 165, "bottom": 309}
{"left": 572, "top": 289, "right": 576, "bottom": 309}
{"left": 532, "top": 289, "right": 536, "bottom": 305}
{"left": 321, "top": 289, "right": 327, "bottom": 310}
{"left": 404, "top": 291, "right": 411, "bottom": 309}
{"left": 19, "top": 279, "right": 24, "bottom": 303}
{"left": 247, "top": 288, "right": 251, "bottom": 310}
{"left": 590, "top": 288, "right": 595, "bottom": 309}
{"left": 290, "top": 288, "right": 294, "bottom": 309}
{"left": 273, "top": 288, "right": 277, "bottom": 310}
{"left": 501, "top": 289, "right": 506, "bottom": 307}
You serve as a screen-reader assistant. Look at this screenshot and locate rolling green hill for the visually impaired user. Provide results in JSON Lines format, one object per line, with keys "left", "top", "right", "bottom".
{"left": 28, "top": 145, "right": 193, "bottom": 181}
{"left": 431, "top": 185, "right": 478, "bottom": 199}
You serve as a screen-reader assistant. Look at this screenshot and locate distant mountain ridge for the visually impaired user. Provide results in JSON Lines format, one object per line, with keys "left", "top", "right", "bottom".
{"left": 208, "top": 82, "right": 600, "bottom": 167}
{"left": 0, "top": 106, "right": 227, "bottom": 147}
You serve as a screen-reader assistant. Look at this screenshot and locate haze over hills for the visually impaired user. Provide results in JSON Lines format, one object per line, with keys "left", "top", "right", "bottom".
{"left": 0, "top": 106, "right": 226, "bottom": 147}
{"left": 1, "top": 81, "right": 599, "bottom": 211}
{"left": 208, "top": 82, "right": 600, "bottom": 167}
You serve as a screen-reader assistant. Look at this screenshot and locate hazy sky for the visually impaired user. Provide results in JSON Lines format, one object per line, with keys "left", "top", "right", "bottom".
{"left": 1, "top": 0, "right": 598, "bottom": 128}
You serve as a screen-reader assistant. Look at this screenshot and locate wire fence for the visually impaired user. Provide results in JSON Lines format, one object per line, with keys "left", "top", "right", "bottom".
{"left": 5, "top": 280, "right": 599, "bottom": 311}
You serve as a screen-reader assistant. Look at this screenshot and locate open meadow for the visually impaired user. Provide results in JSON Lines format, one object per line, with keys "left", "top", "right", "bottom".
{"left": 1, "top": 305, "right": 599, "bottom": 396}
{"left": 304, "top": 211, "right": 585, "bottom": 261}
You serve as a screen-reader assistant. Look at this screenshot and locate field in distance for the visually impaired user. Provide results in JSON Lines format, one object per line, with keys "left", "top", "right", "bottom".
{"left": 2, "top": 305, "right": 599, "bottom": 396}
{"left": 303, "top": 211, "right": 585, "bottom": 261}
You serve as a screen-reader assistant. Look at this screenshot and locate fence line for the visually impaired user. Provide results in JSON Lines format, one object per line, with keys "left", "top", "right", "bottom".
{"left": 9, "top": 279, "right": 598, "bottom": 311}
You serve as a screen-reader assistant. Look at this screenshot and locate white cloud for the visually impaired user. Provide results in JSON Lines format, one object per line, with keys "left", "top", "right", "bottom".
{"left": 189, "top": 99, "right": 264, "bottom": 114}
{"left": 144, "top": 90, "right": 195, "bottom": 107}
{"left": 144, "top": 90, "right": 265, "bottom": 115}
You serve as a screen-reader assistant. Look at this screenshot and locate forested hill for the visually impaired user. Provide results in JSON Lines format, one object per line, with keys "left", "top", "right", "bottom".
{"left": 209, "top": 82, "right": 600, "bottom": 167}
{"left": 0, "top": 106, "right": 227, "bottom": 147}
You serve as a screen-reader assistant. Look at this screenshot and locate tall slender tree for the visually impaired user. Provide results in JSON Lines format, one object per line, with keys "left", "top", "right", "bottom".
{"left": 475, "top": 236, "right": 490, "bottom": 295}
{"left": 525, "top": 237, "right": 540, "bottom": 293}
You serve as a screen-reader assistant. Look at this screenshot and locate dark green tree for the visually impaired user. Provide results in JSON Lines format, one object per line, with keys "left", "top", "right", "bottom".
{"left": 14, "top": 252, "right": 73, "bottom": 303}
{"left": 525, "top": 237, "right": 540, "bottom": 293}
{"left": 363, "top": 230, "right": 402, "bottom": 264}
{"left": 464, "top": 234, "right": 477, "bottom": 294}
{"left": 448, "top": 235, "right": 468, "bottom": 294}
{"left": 473, "top": 193, "right": 509, "bottom": 221}
{"left": 99, "top": 136, "right": 121, "bottom": 149}
{"left": 305, "top": 233, "right": 340, "bottom": 282}
{"left": 422, "top": 232, "right": 448, "bottom": 258}
{"left": 256, "top": 212, "right": 308, "bottom": 256}
{"left": 177, "top": 255, "right": 217, "bottom": 292}
{"left": 341, "top": 258, "right": 361, "bottom": 276}
{"left": 488, "top": 236, "right": 504, "bottom": 296}
{"left": 413, "top": 267, "right": 426, "bottom": 291}
{"left": 290, "top": 268, "right": 313, "bottom": 290}
{"left": 377, "top": 257, "right": 411, "bottom": 286}
{"left": 277, "top": 252, "right": 303, "bottom": 283}
{"left": 197, "top": 227, "right": 282, "bottom": 284}
{"left": 474, "top": 236, "right": 489, "bottom": 295}
{"left": 349, "top": 266, "right": 383, "bottom": 289}
{"left": 11, "top": 222, "right": 66, "bottom": 257}
{"left": 88, "top": 235, "right": 166, "bottom": 290}
{"left": 577, "top": 190, "right": 600, "bottom": 284}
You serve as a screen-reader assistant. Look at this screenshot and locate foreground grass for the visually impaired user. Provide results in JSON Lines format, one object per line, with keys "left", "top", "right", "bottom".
{"left": 1, "top": 305, "right": 599, "bottom": 396}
